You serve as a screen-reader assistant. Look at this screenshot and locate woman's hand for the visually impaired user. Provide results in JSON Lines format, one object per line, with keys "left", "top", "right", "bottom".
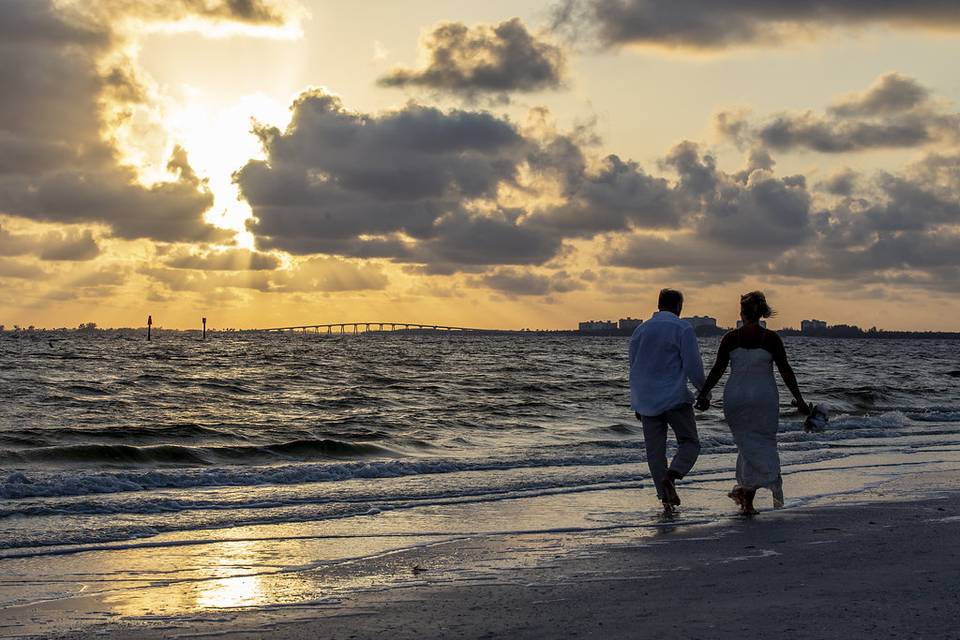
{"left": 695, "top": 392, "right": 711, "bottom": 411}
{"left": 793, "top": 398, "right": 811, "bottom": 415}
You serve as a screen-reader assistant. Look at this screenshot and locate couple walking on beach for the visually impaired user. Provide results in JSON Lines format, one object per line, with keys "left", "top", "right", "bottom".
{"left": 629, "top": 288, "right": 810, "bottom": 516}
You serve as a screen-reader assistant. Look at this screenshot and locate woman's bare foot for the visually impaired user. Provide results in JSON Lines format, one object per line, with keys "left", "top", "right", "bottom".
{"left": 740, "top": 489, "right": 758, "bottom": 515}
{"left": 728, "top": 486, "right": 745, "bottom": 508}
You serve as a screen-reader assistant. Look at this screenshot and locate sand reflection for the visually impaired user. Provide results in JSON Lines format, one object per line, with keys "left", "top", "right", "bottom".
{"left": 194, "top": 540, "right": 266, "bottom": 609}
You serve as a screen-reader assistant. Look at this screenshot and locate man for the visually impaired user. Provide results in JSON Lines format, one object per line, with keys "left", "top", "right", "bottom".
{"left": 629, "top": 288, "right": 706, "bottom": 515}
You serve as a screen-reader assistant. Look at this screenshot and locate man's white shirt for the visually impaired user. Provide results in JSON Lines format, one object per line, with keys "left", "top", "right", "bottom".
{"left": 629, "top": 311, "right": 706, "bottom": 416}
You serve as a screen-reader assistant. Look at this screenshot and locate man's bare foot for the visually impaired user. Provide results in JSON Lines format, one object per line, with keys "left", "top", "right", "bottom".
{"left": 661, "top": 477, "right": 681, "bottom": 506}
{"left": 661, "top": 501, "right": 677, "bottom": 516}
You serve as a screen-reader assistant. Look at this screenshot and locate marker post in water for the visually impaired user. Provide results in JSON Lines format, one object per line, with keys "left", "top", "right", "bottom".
{"left": 202, "top": 317, "right": 207, "bottom": 340}
{"left": 147, "top": 315, "right": 152, "bottom": 341}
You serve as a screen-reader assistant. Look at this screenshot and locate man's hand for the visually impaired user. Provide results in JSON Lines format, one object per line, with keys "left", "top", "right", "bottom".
{"left": 792, "top": 398, "right": 811, "bottom": 415}
{"left": 695, "top": 393, "right": 710, "bottom": 411}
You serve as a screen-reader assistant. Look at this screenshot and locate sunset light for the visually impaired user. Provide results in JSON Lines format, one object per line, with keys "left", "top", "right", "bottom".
{"left": 3, "top": 3, "right": 960, "bottom": 639}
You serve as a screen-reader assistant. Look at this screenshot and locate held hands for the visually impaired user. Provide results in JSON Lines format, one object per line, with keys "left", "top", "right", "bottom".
{"left": 694, "top": 391, "right": 711, "bottom": 412}
{"left": 792, "top": 398, "right": 811, "bottom": 415}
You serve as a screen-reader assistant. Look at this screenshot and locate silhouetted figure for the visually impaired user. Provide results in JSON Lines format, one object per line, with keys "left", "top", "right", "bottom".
{"left": 629, "top": 288, "right": 706, "bottom": 515}
{"left": 697, "top": 292, "right": 809, "bottom": 514}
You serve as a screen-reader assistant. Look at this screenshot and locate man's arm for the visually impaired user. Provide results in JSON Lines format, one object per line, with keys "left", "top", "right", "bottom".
{"left": 680, "top": 326, "right": 706, "bottom": 391}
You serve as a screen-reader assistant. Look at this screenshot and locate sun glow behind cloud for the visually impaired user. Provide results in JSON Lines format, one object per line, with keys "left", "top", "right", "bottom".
{"left": 166, "top": 91, "right": 292, "bottom": 247}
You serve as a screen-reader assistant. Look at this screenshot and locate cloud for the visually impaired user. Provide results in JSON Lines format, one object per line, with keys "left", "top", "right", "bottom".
{"left": 144, "top": 256, "right": 387, "bottom": 293}
{"left": 378, "top": 18, "right": 566, "bottom": 98}
{"left": 0, "top": 0, "right": 293, "bottom": 245}
{"left": 0, "top": 225, "right": 100, "bottom": 261}
{"left": 605, "top": 142, "right": 960, "bottom": 293}
{"left": 0, "top": 258, "right": 46, "bottom": 280}
{"left": 528, "top": 152, "right": 681, "bottom": 236}
{"left": 817, "top": 168, "right": 859, "bottom": 196}
{"left": 555, "top": 0, "right": 960, "bottom": 50}
{"left": 600, "top": 140, "right": 815, "bottom": 282}
{"left": 829, "top": 73, "right": 930, "bottom": 117}
{"left": 715, "top": 73, "right": 960, "bottom": 153}
{"left": 239, "top": 90, "right": 567, "bottom": 268}
{"left": 164, "top": 248, "right": 281, "bottom": 270}
{"left": 239, "top": 91, "right": 698, "bottom": 274}
{"left": 472, "top": 268, "right": 584, "bottom": 296}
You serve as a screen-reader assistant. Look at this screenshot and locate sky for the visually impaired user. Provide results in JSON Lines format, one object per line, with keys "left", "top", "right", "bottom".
{"left": 2, "top": 0, "right": 960, "bottom": 331}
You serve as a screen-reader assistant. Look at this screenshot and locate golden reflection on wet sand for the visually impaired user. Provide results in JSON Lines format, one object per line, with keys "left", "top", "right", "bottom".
{"left": 194, "top": 541, "right": 266, "bottom": 609}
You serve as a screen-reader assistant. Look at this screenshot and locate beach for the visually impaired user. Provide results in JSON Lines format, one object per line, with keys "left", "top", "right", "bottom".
{"left": 6, "top": 459, "right": 960, "bottom": 639}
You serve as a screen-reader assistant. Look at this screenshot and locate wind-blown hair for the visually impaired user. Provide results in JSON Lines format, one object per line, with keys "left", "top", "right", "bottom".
{"left": 740, "top": 291, "right": 775, "bottom": 323}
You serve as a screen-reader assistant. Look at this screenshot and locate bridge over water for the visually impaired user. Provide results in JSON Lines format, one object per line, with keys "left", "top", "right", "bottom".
{"left": 251, "top": 322, "right": 505, "bottom": 335}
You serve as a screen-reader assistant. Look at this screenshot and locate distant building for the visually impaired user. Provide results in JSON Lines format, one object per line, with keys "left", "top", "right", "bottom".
{"left": 683, "top": 316, "right": 717, "bottom": 330}
{"left": 618, "top": 317, "right": 643, "bottom": 332}
{"left": 578, "top": 320, "right": 617, "bottom": 333}
{"left": 801, "top": 319, "right": 828, "bottom": 334}
{"left": 736, "top": 320, "right": 767, "bottom": 329}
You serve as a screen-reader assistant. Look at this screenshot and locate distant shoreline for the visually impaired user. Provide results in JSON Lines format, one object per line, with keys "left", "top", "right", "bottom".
{"left": 1, "top": 327, "right": 959, "bottom": 339}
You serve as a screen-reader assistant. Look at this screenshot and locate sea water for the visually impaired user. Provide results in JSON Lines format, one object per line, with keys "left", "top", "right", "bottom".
{"left": 2, "top": 331, "right": 959, "bottom": 555}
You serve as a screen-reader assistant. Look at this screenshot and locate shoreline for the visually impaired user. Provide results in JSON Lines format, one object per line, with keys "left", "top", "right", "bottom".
{"left": 7, "top": 465, "right": 959, "bottom": 639}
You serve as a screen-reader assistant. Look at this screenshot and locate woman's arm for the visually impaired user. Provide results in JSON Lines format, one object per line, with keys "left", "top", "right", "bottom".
{"left": 770, "top": 334, "right": 810, "bottom": 414}
{"left": 697, "top": 333, "right": 733, "bottom": 406}
{"left": 700, "top": 348, "right": 729, "bottom": 397}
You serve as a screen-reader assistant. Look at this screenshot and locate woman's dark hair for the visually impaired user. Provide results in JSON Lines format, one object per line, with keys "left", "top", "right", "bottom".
{"left": 740, "top": 291, "right": 775, "bottom": 323}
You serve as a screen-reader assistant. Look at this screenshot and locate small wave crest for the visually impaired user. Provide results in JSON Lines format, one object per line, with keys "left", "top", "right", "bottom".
{"left": 0, "top": 438, "right": 395, "bottom": 468}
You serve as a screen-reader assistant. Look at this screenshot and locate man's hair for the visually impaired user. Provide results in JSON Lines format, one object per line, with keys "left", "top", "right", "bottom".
{"left": 658, "top": 288, "right": 684, "bottom": 311}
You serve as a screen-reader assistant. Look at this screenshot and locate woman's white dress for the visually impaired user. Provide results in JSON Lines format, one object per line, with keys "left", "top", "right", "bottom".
{"left": 723, "top": 347, "right": 784, "bottom": 506}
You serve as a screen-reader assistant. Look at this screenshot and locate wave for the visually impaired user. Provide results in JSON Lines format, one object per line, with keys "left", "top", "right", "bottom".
{"left": 0, "top": 438, "right": 395, "bottom": 468}
{"left": 906, "top": 410, "right": 960, "bottom": 423}
{"left": 0, "top": 450, "right": 650, "bottom": 500}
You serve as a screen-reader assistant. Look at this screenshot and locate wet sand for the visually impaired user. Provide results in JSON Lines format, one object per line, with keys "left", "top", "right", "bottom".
{"left": 22, "top": 468, "right": 960, "bottom": 640}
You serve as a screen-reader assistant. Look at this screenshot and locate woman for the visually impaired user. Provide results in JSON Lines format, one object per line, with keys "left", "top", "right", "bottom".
{"left": 696, "top": 292, "right": 809, "bottom": 515}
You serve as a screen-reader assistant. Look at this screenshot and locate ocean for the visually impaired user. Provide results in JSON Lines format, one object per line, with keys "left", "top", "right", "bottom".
{"left": 2, "top": 331, "right": 959, "bottom": 556}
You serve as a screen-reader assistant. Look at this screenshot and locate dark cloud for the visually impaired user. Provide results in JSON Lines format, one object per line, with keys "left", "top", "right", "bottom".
{"left": 663, "top": 142, "right": 812, "bottom": 249}
{"left": 0, "top": 0, "right": 290, "bottom": 245}
{"left": 606, "top": 144, "right": 960, "bottom": 293}
{"left": 716, "top": 73, "right": 959, "bottom": 154}
{"left": 472, "top": 268, "right": 584, "bottom": 296}
{"left": 829, "top": 73, "right": 930, "bottom": 117}
{"left": 418, "top": 211, "right": 562, "bottom": 266}
{"left": 0, "top": 225, "right": 100, "bottom": 261}
{"left": 378, "top": 18, "right": 566, "bottom": 98}
{"left": 603, "top": 234, "right": 770, "bottom": 285}
{"left": 529, "top": 153, "right": 681, "bottom": 236}
{"left": 75, "top": 0, "right": 290, "bottom": 27}
{"left": 240, "top": 91, "right": 696, "bottom": 271}
{"left": 554, "top": 0, "right": 960, "bottom": 49}
{"left": 601, "top": 141, "right": 815, "bottom": 282}
{"left": 817, "top": 169, "right": 859, "bottom": 197}
{"left": 239, "top": 90, "right": 568, "bottom": 268}
{"left": 759, "top": 114, "right": 934, "bottom": 153}
{"left": 144, "top": 256, "right": 388, "bottom": 293}
{"left": 164, "top": 248, "right": 281, "bottom": 271}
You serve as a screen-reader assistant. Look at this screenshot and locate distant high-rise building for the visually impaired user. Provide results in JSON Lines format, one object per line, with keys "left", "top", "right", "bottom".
{"left": 578, "top": 320, "right": 617, "bottom": 333}
{"left": 801, "top": 319, "right": 828, "bottom": 334}
{"left": 683, "top": 316, "right": 717, "bottom": 330}
{"left": 618, "top": 317, "right": 643, "bottom": 332}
